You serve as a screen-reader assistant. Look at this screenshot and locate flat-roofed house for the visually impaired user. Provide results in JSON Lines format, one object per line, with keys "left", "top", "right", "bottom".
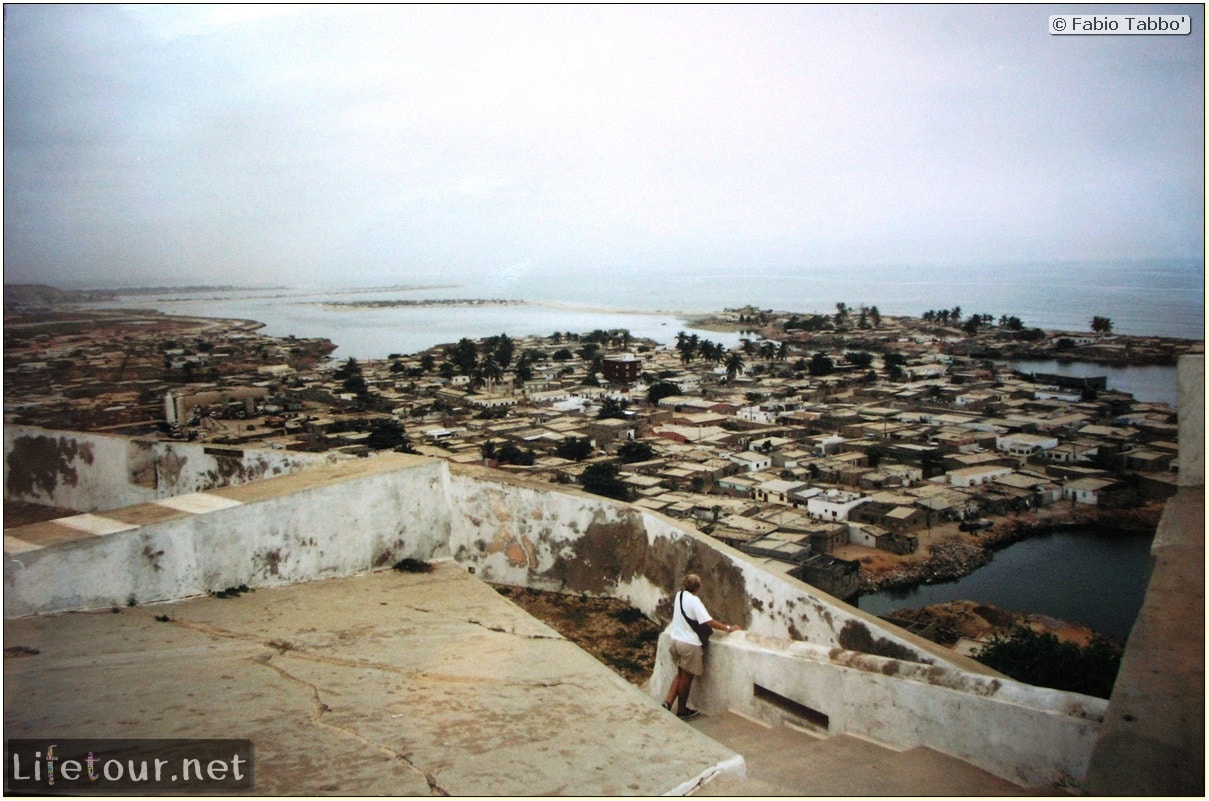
{"left": 947, "top": 465, "right": 1013, "bottom": 488}
{"left": 1063, "top": 477, "right": 1121, "bottom": 505}
{"left": 805, "top": 489, "right": 870, "bottom": 521}
{"left": 995, "top": 433, "right": 1059, "bottom": 457}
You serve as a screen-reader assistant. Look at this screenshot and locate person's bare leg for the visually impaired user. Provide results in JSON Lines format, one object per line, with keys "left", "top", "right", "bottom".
{"left": 676, "top": 671, "right": 694, "bottom": 713}
{"left": 663, "top": 669, "right": 685, "bottom": 707}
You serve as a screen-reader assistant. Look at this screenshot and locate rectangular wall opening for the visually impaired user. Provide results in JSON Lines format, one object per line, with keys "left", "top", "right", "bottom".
{"left": 754, "top": 684, "right": 830, "bottom": 731}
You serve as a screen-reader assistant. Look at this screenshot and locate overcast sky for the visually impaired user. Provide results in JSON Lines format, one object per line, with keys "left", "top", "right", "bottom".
{"left": 4, "top": 4, "right": 1204, "bottom": 289}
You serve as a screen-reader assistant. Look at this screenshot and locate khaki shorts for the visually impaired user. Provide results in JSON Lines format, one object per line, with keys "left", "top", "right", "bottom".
{"left": 669, "top": 638, "right": 704, "bottom": 676}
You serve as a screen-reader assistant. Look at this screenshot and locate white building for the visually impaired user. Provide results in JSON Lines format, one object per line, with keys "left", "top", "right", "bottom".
{"left": 728, "top": 451, "right": 772, "bottom": 473}
{"left": 806, "top": 489, "right": 870, "bottom": 521}
{"left": 753, "top": 479, "right": 807, "bottom": 506}
{"left": 947, "top": 465, "right": 1014, "bottom": 488}
{"left": 995, "top": 433, "right": 1060, "bottom": 457}
{"left": 1063, "top": 477, "right": 1117, "bottom": 505}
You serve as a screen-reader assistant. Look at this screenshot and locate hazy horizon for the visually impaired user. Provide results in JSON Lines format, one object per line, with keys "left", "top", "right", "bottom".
{"left": 4, "top": 5, "right": 1205, "bottom": 293}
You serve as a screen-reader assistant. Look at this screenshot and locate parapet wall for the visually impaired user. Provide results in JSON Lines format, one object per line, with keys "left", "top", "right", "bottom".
{"left": 445, "top": 464, "right": 994, "bottom": 671}
{"left": 3, "top": 425, "right": 351, "bottom": 513}
{"left": 1177, "top": 353, "right": 1204, "bottom": 487}
{"left": 652, "top": 631, "right": 1106, "bottom": 789}
{"left": 4, "top": 454, "right": 451, "bottom": 617}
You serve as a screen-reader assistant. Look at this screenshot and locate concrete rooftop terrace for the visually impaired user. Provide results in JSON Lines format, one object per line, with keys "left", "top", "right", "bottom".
{"left": 3, "top": 561, "right": 1052, "bottom": 796}
{"left": 4, "top": 563, "right": 741, "bottom": 795}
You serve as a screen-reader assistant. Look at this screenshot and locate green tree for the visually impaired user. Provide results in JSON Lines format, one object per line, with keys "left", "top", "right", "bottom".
{"left": 513, "top": 360, "right": 533, "bottom": 386}
{"left": 834, "top": 302, "right": 849, "bottom": 325}
{"left": 488, "top": 333, "right": 514, "bottom": 368}
{"left": 598, "top": 397, "right": 629, "bottom": 419}
{"left": 365, "top": 419, "right": 412, "bottom": 451}
{"left": 725, "top": 351, "right": 746, "bottom": 381}
{"left": 496, "top": 442, "right": 536, "bottom": 466}
{"left": 808, "top": 352, "right": 835, "bottom": 376}
{"left": 333, "top": 358, "right": 361, "bottom": 380}
{"left": 978, "top": 627, "right": 1122, "bottom": 699}
{"left": 617, "top": 440, "right": 655, "bottom": 463}
{"left": 1091, "top": 316, "right": 1114, "bottom": 334}
{"left": 555, "top": 437, "right": 594, "bottom": 462}
{"left": 845, "top": 351, "right": 874, "bottom": 369}
{"left": 647, "top": 381, "right": 681, "bottom": 406}
{"left": 450, "top": 338, "right": 478, "bottom": 374}
{"left": 581, "top": 462, "right": 631, "bottom": 501}
{"left": 480, "top": 355, "right": 504, "bottom": 389}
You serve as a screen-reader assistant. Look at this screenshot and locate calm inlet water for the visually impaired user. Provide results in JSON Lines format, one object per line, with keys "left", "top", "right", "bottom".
{"left": 857, "top": 530, "right": 1154, "bottom": 644}
{"left": 1002, "top": 359, "right": 1178, "bottom": 407}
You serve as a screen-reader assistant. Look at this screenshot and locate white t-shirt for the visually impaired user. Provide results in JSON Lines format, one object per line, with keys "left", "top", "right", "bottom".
{"left": 668, "top": 590, "right": 712, "bottom": 647}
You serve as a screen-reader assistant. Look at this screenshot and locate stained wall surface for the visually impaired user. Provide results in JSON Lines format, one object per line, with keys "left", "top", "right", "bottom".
{"left": 4, "top": 425, "right": 350, "bottom": 513}
{"left": 444, "top": 464, "right": 994, "bottom": 673}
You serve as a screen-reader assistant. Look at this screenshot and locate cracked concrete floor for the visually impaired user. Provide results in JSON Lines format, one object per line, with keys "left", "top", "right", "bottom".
{"left": 4, "top": 561, "right": 741, "bottom": 795}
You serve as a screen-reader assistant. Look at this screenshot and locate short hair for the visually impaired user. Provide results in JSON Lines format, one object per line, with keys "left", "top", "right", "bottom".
{"left": 681, "top": 574, "right": 702, "bottom": 592}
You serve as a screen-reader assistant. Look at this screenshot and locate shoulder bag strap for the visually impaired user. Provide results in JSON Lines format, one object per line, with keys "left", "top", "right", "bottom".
{"left": 679, "top": 591, "right": 696, "bottom": 625}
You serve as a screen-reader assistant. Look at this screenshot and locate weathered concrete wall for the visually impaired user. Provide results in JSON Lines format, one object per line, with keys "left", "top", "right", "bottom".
{"left": 4, "top": 455, "right": 450, "bottom": 617}
{"left": 4, "top": 425, "right": 351, "bottom": 512}
{"left": 652, "top": 631, "right": 1106, "bottom": 789}
{"left": 1177, "top": 353, "right": 1204, "bottom": 487}
{"left": 445, "top": 464, "right": 994, "bottom": 673}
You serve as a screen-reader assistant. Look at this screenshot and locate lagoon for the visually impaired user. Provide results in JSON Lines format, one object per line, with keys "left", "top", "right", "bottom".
{"left": 1001, "top": 359, "right": 1178, "bottom": 407}
{"left": 857, "top": 529, "right": 1153, "bottom": 644}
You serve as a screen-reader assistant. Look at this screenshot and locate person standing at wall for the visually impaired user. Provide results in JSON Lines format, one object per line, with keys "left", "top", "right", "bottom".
{"left": 661, "top": 573, "right": 741, "bottom": 720}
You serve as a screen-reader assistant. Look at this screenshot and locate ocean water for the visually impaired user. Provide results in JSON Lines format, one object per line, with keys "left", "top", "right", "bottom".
{"left": 88, "top": 256, "right": 1202, "bottom": 361}
{"left": 476, "top": 257, "right": 1204, "bottom": 339}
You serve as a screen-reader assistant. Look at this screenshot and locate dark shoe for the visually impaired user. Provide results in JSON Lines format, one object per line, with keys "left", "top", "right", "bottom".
{"left": 661, "top": 701, "right": 672, "bottom": 712}
{"left": 676, "top": 708, "right": 700, "bottom": 720}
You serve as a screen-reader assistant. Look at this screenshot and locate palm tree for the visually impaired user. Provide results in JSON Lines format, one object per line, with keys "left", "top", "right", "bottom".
{"left": 481, "top": 356, "right": 504, "bottom": 391}
{"left": 835, "top": 302, "right": 849, "bottom": 325}
{"left": 725, "top": 351, "right": 745, "bottom": 381}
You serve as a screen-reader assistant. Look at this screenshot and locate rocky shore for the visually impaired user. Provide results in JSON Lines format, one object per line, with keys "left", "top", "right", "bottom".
{"left": 885, "top": 599, "right": 1110, "bottom": 649}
